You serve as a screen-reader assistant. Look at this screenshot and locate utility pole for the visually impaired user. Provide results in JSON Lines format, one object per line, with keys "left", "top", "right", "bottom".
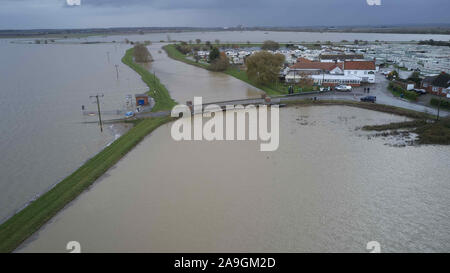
{"left": 436, "top": 89, "right": 442, "bottom": 121}
{"left": 90, "top": 94, "right": 104, "bottom": 132}
{"left": 115, "top": 64, "right": 119, "bottom": 80}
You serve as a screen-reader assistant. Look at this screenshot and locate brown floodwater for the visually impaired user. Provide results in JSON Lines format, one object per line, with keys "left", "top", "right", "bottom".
{"left": 0, "top": 41, "right": 147, "bottom": 222}
{"left": 145, "top": 43, "right": 263, "bottom": 104}
{"left": 0, "top": 41, "right": 261, "bottom": 224}
{"left": 19, "top": 106, "right": 450, "bottom": 252}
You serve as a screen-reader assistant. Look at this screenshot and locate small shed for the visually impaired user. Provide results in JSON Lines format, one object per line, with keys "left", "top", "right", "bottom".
{"left": 135, "top": 94, "right": 149, "bottom": 106}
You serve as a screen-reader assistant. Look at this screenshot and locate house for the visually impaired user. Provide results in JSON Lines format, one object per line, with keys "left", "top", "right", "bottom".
{"left": 343, "top": 61, "right": 376, "bottom": 83}
{"left": 421, "top": 72, "right": 450, "bottom": 96}
{"left": 285, "top": 59, "right": 375, "bottom": 86}
{"left": 288, "top": 59, "right": 344, "bottom": 76}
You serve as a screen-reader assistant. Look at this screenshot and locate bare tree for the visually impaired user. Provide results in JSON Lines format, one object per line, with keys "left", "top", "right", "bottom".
{"left": 133, "top": 43, "right": 153, "bottom": 63}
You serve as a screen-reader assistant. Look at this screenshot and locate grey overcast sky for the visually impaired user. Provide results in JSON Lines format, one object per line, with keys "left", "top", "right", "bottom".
{"left": 0, "top": 0, "right": 449, "bottom": 29}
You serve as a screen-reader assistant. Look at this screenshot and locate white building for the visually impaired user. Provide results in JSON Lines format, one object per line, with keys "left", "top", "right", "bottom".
{"left": 343, "top": 61, "right": 376, "bottom": 83}
{"left": 286, "top": 73, "right": 361, "bottom": 86}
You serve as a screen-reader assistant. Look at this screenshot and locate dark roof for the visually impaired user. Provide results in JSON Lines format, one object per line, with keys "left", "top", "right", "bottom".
{"left": 320, "top": 54, "right": 364, "bottom": 60}
{"left": 422, "top": 76, "right": 436, "bottom": 84}
{"left": 296, "top": 57, "right": 313, "bottom": 63}
{"left": 290, "top": 59, "right": 343, "bottom": 71}
{"left": 431, "top": 72, "right": 450, "bottom": 88}
{"left": 344, "top": 61, "right": 376, "bottom": 70}
{"left": 135, "top": 93, "right": 149, "bottom": 97}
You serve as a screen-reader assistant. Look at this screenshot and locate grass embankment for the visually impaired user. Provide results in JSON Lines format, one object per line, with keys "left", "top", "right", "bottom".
{"left": 163, "top": 44, "right": 286, "bottom": 96}
{"left": 362, "top": 118, "right": 450, "bottom": 145}
{"left": 430, "top": 98, "right": 450, "bottom": 111}
{"left": 414, "top": 117, "right": 450, "bottom": 144}
{"left": 122, "top": 48, "right": 177, "bottom": 112}
{"left": 0, "top": 116, "right": 173, "bottom": 253}
{"left": 362, "top": 120, "right": 427, "bottom": 131}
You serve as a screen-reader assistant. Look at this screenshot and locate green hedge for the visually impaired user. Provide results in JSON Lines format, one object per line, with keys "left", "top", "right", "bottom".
{"left": 388, "top": 82, "right": 418, "bottom": 101}
{"left": 430, "top": 98, "right": 450, "bottom": 110}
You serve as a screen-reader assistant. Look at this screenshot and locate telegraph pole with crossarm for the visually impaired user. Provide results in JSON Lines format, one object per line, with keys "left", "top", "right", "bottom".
{"left": 90, "top": 94, "right": 104, "bottom": 132}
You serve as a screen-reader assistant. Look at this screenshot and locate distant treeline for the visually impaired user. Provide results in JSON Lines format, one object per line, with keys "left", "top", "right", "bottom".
{"left": 1, "top": 25, "right": 450, "bottom": 38}
{"left": 418, "top": 40, "right": 450, "bottom": 47}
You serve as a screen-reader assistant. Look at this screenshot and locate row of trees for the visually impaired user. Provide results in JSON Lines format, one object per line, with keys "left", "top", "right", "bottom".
{"left": 418, "top": 39, "right": 450, "bottom": 47}
{"left": 175, "top": 40, "right": 286, "bottom": 85}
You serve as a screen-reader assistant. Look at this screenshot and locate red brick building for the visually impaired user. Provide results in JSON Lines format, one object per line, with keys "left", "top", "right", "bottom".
{"left": 421, "top": 72, "right": 450, "bottom": 96}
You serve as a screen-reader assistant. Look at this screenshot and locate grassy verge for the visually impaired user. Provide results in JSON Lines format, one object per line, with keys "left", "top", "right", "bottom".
{"left": 163, "top": 44, "right": 286, "bottom": 96}
{"left": 0, "top": 116, "right": 174, "bottom": 253}
{"left": 223, "top": 67, "right": 285, "bottom": 96}
{"left": 122, "top": 48, "right": 177, "bottom": 112}
{"left": 362, "top": 120, "right": 427, "bottom": 131}
{"left": 162, "top": 44, "right": 209, "bottom": 69}
{"left": 415, "top": 118, "right": 450, "bottom": 144}
{"left": 430, "top": 98, "right": 450, "bottom": 111}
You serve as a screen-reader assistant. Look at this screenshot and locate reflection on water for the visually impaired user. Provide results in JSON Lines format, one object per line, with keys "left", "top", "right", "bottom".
{"left": 19, "top": 106, "right": 450, "bottom": 252}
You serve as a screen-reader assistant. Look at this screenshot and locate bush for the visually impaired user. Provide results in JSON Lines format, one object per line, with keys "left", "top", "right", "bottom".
{"left": 209, "top": 55, "right": 229, "bottom": 72}
{"left": 388, "top": 82, "right": 418, "bottom": 101}
{"left": 133, "top": 43, "right": 152, "bottom": 63}
{"left": 175, "top": 44, "right": 192, "bottom": 55}
{"left": 430, "top": 98, "right": 450, "bottom": 110}
{"left": 261, "top": 40, "right": 280, "bottom": 51}
{"left": 209, "top": 47, "right": 220, "bottom": 63}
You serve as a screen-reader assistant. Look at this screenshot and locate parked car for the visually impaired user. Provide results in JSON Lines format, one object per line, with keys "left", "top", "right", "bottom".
{"left": 360, "top": 96, "right": 377, "bottom": 103}
{"left": 335, "top": 85, "right": 352, "bottom": 91}
{"left": 125, "top": 111, "right": 135, "bottom": 118}
{"left": 413, "top": 88, "right": 427, "bottom": 95}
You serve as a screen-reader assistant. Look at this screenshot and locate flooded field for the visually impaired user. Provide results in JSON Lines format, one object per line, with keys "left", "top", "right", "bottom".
{"left": 0, "top": 40, "right": 260, "bottom": 223}
{"left": 0, "top": 41, "right": 147, "bottom": 222}
{"left": 19, "top": 106, "right": 450, "bottom": 253}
